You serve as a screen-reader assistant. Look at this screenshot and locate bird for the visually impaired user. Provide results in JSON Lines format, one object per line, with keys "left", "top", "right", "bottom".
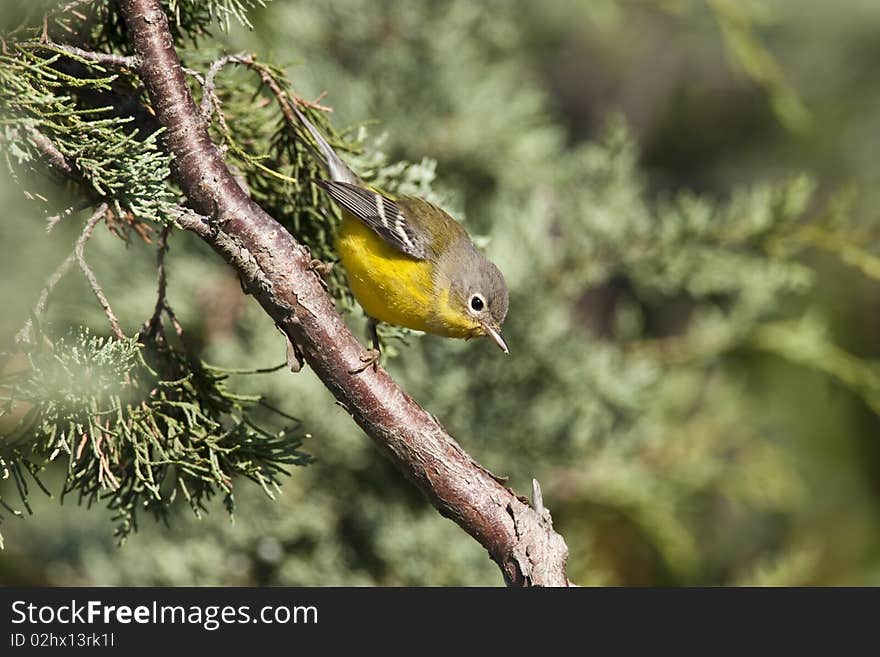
{"left": 291, "top": 103, "right": 509, "bottom": 371}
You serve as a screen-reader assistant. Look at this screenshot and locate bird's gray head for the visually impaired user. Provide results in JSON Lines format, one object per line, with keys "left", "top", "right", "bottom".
{"left": 438, "top": 242, "right": 510, "bottom": 353}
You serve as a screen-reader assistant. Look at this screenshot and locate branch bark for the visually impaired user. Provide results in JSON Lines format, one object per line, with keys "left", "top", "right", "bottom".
{"left": 117, "top": 0, "right": 570, "bottom": 585}
{"left": 24, "top": 42, "right": 140, "bottom": 70}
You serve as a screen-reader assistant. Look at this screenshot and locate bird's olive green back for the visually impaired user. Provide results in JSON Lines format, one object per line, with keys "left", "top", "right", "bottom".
{"left": 395, "top": 195, "right": 468, "bottom": 257}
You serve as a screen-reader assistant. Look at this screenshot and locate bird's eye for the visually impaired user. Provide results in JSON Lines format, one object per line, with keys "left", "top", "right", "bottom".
{"left": 470, "top": 295, "right": 485, "bottom": 312}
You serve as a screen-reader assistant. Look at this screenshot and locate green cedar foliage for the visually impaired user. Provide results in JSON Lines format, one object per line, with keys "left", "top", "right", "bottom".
{"left": 0, "top": 0, "right": 438, "bottom": 547}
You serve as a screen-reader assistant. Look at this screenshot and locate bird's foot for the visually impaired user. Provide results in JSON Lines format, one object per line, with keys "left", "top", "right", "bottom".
{"left": 309, "top": 259, "right": 334, "bottom": 288}
{"left": 349, "top": 347, "right": 381, "bottom": 374}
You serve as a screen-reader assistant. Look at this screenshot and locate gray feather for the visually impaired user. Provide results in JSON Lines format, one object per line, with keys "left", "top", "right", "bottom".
{"left": 316, "top": 181, "right": 429, "bottom": 260}
{"left": 436, "top": 239, "right": 509, "bottom": 329}
{"left": 291, "top": 103, "right": 359, "bottom": 185}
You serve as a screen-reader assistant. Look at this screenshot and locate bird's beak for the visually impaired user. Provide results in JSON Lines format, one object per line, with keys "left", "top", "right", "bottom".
{"left": 481, "top": 323, "right": 509, "bottom": 354}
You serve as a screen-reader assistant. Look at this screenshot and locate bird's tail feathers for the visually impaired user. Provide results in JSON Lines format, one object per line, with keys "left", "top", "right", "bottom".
{"left": 290, "top": 102, "right": 360, "bottom": 185}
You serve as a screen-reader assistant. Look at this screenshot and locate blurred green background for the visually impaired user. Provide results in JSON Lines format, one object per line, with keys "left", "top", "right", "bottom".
{"left": 2, "top": 0, "right": 880, "bottom": 585}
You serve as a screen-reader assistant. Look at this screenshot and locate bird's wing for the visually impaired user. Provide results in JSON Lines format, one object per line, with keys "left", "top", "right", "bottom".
{"left": 317, "top": 180, "right": 430, "bottom": 260}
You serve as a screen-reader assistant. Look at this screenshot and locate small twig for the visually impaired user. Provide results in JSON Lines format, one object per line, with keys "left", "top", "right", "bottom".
{"left": 15, "top": 204, "right": 110, "bottom": 344}
{"left": 154, "top": 226, "right": 171, "bottom": 317}
{"left": 195, "top": 52, "right": 331, "bottom": 130}
{"left": 198, "top": 52, "right": 251, "bottom": 121}
{"left": 164, "top": 303, "right": 185, "bottom": 338}
{"left": 74, "top": 204, "right": 126, "bottom": 340}
{"left": 249, "top": 60, "right": 333, "bottom": 127}
{"left": 294, "top": 92, "right": 333, "bottom": 113}
{"left": 28, "top": 128, "right": 73, "bottom": 176}
{"left": 144, "top": 224, "right": 171, "bottom": 337}
{"left": 141, "top": 221, "right": 188, "bottom": 341}
{"left": 255, "top": 66, "right": 298, "bottom": 126}
{"left": 46, "top": 199, "right": 92, "bottom": 233}
{"left": 14, "top": 251, "right": 76, "bottom": 345}
{"left": 34, "top": 253, "right": 77, "bottom": 318}
{"left": 19, "top": 40, "right": 140, "bottom": 71}
{"left": 49, "top": 43, "right": 139, "bottom": 70}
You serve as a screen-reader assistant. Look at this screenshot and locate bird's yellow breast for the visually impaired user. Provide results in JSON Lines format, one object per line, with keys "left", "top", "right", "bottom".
{"left": 337, "top": 212, "right": 436, "bottom": 332}
{"left": 336, "top": 212, "right": 477, "bottom": 338}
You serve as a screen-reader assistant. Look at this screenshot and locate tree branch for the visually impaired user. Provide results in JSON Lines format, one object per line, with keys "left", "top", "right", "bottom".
{"left": 198, "top": 52, "right": 248, "bottom": 121}
{"left": 118, "top": 0, "right": 570, "bottom": 585}
{"left": 22, "top": 41, "right": 140, "bottom": 70}
{"left": 16, "top": 203, "right": 113, "bottom": 344}
{"left": 74, "top": 204, "right": 125, "bottom": 340}
{"left": 28, "top": 127, "right": 74, "bottom": 177}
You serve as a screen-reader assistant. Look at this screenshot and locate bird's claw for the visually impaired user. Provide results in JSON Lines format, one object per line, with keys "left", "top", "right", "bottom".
{"left": 349, "top": 348, "right": 381, "bottom": 374}
{"left": 309, "top": 259, "right": 334, "bottom": 289}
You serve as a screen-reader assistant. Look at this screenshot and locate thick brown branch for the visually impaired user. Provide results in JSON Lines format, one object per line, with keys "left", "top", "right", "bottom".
{"left": 119, "top": 0, "right": 570, "bottom": 585}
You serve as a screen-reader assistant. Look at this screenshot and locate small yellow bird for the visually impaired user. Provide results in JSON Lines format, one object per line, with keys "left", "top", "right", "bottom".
{"left": 292, "top": 105, "right": 509, "bottom": 368}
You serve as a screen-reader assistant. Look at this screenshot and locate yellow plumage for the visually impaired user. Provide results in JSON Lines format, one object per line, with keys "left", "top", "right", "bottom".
{"left": 337, "top": 211, "right": 478, "bottom": 338}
